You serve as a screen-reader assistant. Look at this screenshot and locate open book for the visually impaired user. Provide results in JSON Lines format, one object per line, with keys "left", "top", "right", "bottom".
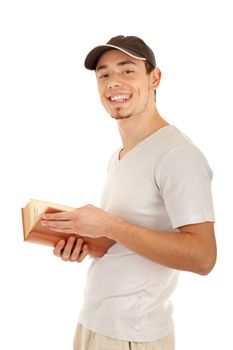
{"left": 21, "top": 199, "right": 115, "bottom": 257}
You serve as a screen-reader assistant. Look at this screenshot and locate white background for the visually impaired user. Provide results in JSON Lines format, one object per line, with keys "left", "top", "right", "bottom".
{"left": 0, "top": 0, "right": 232, "bottom": 349}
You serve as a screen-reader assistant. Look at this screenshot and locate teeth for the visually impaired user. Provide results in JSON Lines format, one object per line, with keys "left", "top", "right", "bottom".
{"left": 110, "top": 94, "right": 130, "bottom": 102}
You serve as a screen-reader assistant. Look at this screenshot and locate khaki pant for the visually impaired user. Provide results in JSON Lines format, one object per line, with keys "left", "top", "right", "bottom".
{"left": 73, "top": 323, "right": 175, "bottom": 350}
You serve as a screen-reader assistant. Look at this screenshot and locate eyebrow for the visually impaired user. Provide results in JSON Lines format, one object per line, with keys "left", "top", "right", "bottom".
{"left": 96, "top": 60, "right": 137, "bottom": 72}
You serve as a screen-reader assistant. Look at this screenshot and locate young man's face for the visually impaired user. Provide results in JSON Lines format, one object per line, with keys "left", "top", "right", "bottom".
{"left": 96, "top": 50, "right": 158, "bottom": 120}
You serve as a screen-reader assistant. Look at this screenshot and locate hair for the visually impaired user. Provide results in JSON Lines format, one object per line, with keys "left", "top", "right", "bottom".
{"left": 145, "top": 61, "right": 157, "bottom": 101}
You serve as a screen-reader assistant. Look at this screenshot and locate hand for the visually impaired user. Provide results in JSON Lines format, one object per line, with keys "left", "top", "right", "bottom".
{"left": 41, "top": 204, "right": 116, "bottom": 239}
{"left": 53, "top": 236, "right": 89, "bottom": 262}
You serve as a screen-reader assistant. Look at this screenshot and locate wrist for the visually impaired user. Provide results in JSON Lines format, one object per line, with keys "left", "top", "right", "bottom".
{"left": 106, "top": 216, "right": 125, "bottom": 240}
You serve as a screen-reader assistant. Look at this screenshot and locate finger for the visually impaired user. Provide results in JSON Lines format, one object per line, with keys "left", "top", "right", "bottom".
{"left": 41, "top": 220, "right": 73, "bottom": 228}
{"left": 61, "top": 236, "right": 77, "bottom": 261}
{"left": 53, "top": 239, "right": 66, "bottom": 257}
{"left": 76, "top": 244, "right": 89, "bottom": 263}
{"left": 42, "top": 211, "right": 73, "bottom": 220}
{"left": 48, "top": 228, "right": 77, "bottom": 235}
{"left": 70, "top": 238, "right": 84, "bottom": 261}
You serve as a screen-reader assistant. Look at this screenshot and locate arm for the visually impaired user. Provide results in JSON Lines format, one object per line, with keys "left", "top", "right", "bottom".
{"left": 41, "top": 205, "right": 217, "bottom": 274}
{"left": 107, "top": 217, "right": 217, "bottom": 275}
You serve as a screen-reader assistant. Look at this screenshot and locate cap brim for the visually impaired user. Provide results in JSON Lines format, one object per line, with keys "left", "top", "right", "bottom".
{"left": 84, "top": 44, "right": 146, "bottom": 70}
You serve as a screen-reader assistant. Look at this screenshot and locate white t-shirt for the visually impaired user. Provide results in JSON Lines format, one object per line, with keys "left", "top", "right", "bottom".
{"left": 78, "top": 125, "right": 215, "bottom": 342}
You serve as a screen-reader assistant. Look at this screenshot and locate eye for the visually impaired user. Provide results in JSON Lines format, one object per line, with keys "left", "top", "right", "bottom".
{"left": 98, "top": 73, "right": 109, "bottom": 79}
{"left": 122, "top": 69, "right": 134, "bottom": 75}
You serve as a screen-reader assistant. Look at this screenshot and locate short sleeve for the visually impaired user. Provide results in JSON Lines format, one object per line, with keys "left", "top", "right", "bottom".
{"left": 155, "top": 143, "right": 215, "bottom": 228}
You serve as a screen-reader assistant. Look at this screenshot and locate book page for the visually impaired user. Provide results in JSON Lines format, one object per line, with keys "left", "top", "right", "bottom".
{"left": 31, "top": 201, "right": 49, "bottom": 224}
{"left": 30, "top": 199, "right": 75, "bottom": 225}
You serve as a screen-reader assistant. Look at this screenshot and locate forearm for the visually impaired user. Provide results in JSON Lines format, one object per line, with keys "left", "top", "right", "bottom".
{"left": 41, "top": 204, "right": 216, "bottom": 274}
{"left": 107, "top": 217, "right": 216, "bottom": 275}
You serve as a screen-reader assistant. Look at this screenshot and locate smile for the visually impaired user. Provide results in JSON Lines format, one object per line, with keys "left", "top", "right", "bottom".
{"left": 108, "top": 94, "right": 131, "bottom": 103}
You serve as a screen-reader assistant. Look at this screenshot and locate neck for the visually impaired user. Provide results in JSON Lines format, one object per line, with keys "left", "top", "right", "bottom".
{"left": 117, "top": 105, "right": 169, "bottom": 158}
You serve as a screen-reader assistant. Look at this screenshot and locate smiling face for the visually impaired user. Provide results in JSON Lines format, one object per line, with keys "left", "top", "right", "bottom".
{"left": 96, "top": 50, "right": 160, "bottom": 120}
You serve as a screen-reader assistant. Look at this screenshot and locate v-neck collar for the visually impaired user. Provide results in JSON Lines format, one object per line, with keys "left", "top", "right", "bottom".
{"left": 117, "top": 125, "right": 174, "bottom": 163}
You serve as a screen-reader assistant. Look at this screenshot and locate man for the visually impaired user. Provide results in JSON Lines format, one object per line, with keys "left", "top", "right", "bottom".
{"left": 41, "top": 35, "right": 217, "bottom": 350}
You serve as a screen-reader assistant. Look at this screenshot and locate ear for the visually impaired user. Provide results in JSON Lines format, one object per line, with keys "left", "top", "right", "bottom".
{"left": 151, "top": 68, "right": 161, "bottom": 89}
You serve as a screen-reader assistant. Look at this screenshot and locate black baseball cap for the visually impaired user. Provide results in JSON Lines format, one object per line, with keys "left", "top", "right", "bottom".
{"left": 84, "top": 35, "right": 156, "bottom": 70}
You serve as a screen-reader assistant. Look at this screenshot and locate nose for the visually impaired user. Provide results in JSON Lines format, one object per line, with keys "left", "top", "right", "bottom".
{"left": 107, "top": 73, "right": 122, "bottom": 90}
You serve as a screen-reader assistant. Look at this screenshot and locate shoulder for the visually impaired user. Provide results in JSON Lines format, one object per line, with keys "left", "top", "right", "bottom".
{"left": 148, "top": 125, "right": 203, "bottom": 163}
{"left": 160, "top": 142, "right": 212, "bottom": 171}
{"left": 157, "top": 125, "right": 212, "bottom": 172}
{"left": 155, "top": 129, "right": 213, "bottom": 189}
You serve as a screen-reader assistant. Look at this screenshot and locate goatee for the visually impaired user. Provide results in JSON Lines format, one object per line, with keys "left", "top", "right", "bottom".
{"left": 111, "top": 115, "right": 132, "bottom": 120}
{"left": 111, "top": 109, "right": 132, "bottom": 120}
